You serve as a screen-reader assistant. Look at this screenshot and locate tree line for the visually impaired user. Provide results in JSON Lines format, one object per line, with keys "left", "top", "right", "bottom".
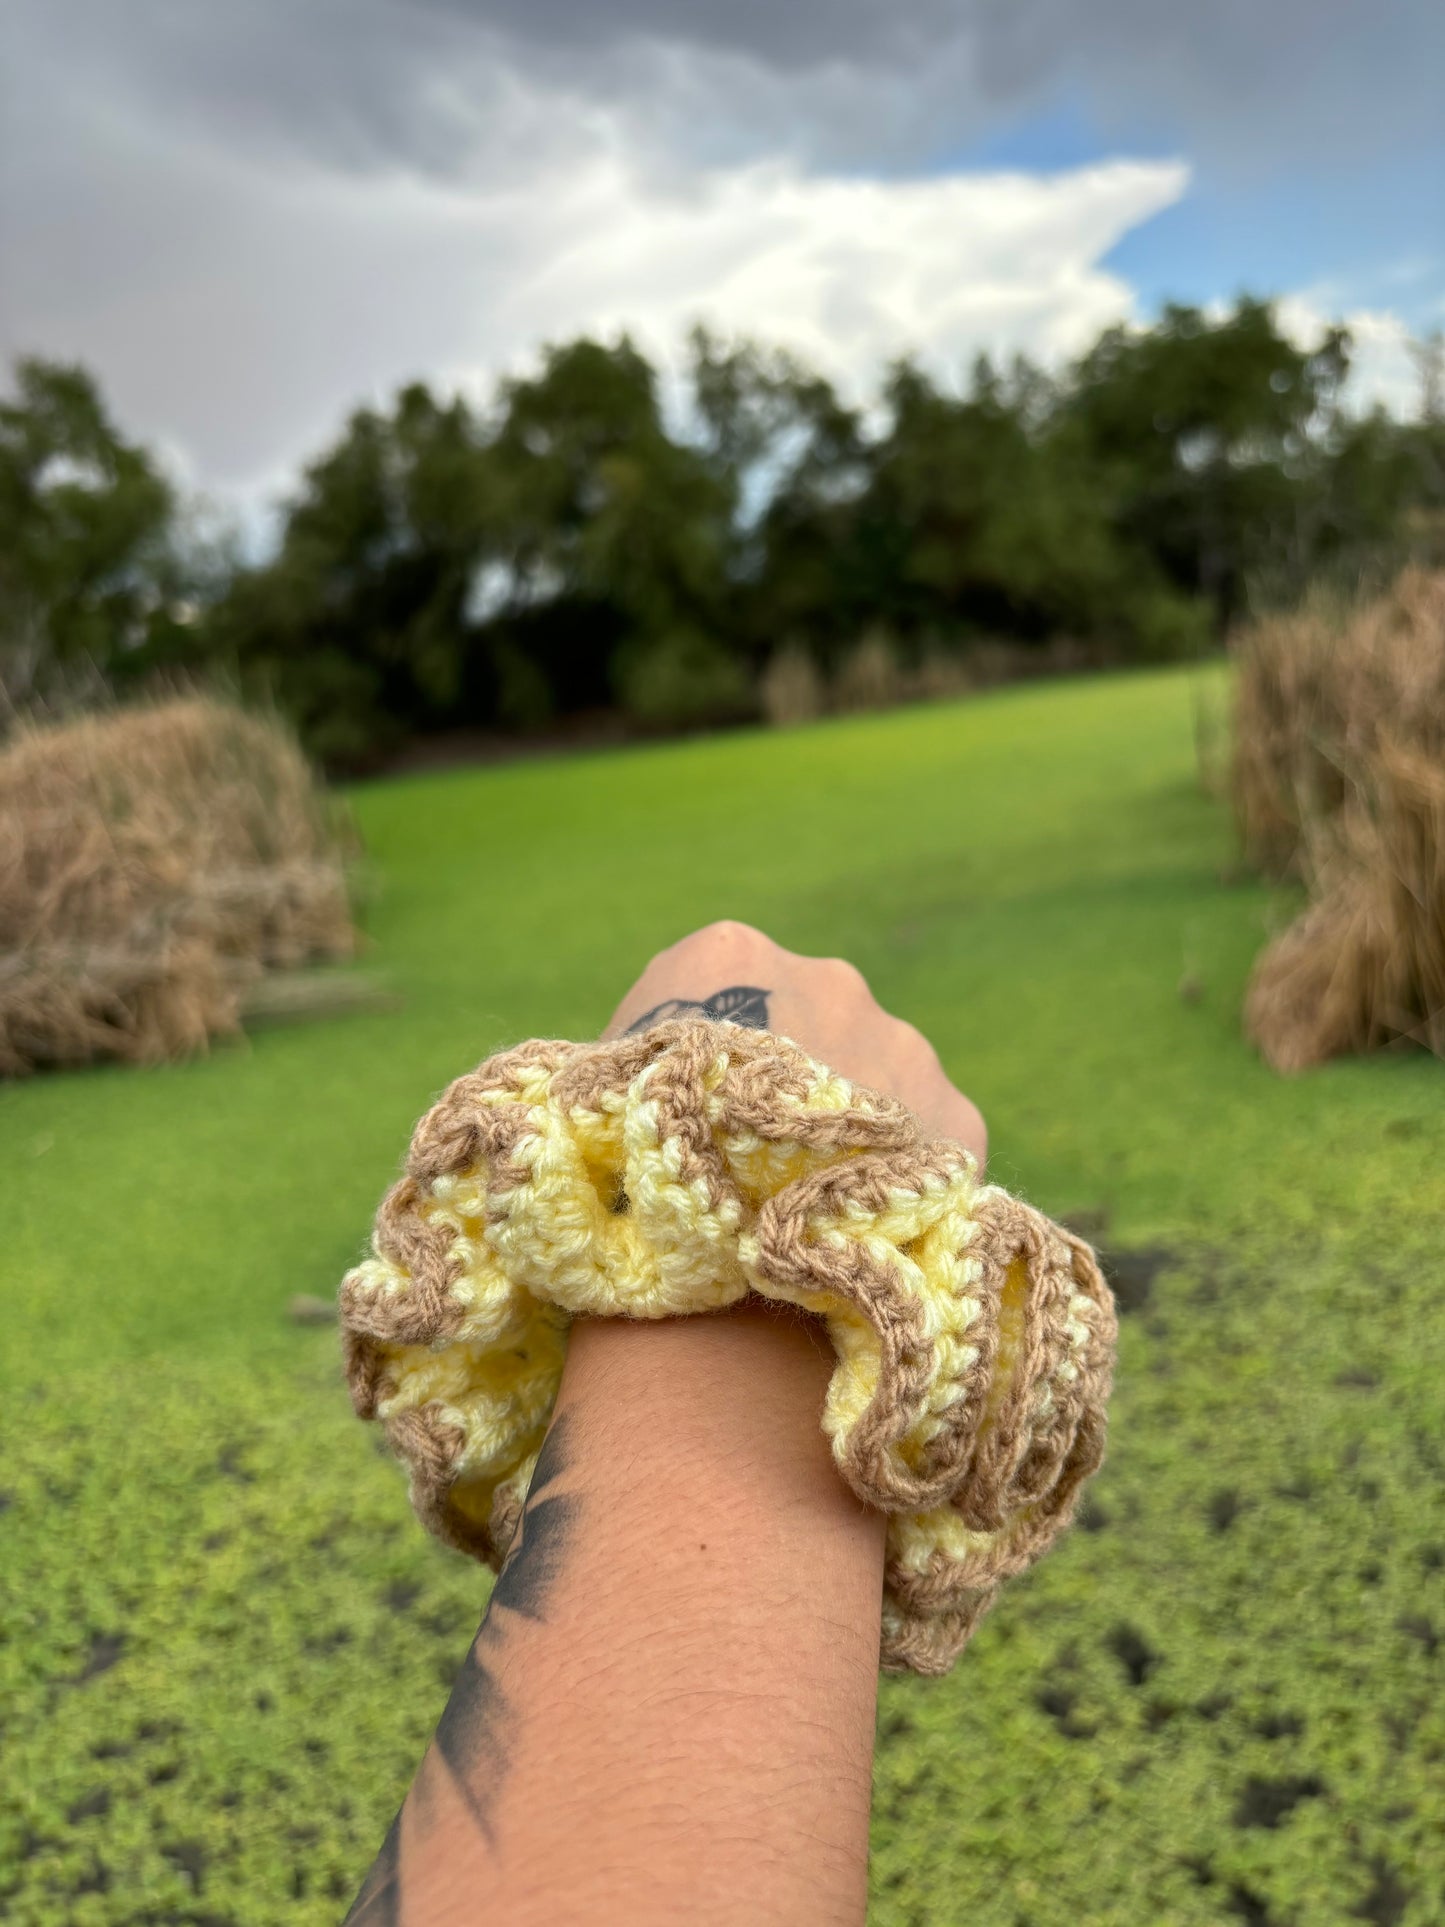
{"left": 3, "top": 301, "right": 1443, "bottom": 766}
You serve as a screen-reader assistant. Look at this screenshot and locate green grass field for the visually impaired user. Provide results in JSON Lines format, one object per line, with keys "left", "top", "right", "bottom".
{"left": 2, "top": 667, "right": 1441, "bottom": 1926}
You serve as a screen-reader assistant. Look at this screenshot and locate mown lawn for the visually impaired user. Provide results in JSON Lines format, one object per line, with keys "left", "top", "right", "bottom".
{"left": 2, "top": 667, "right": 1441, "bottom": 1926}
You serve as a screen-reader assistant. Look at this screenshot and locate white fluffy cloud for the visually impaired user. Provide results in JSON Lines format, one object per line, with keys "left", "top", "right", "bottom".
{"left": 1276, "top": 297, "right": 1435, "bottom": 421}
{"left": 496, "top": 156, "right": 1192, "bottom": 393}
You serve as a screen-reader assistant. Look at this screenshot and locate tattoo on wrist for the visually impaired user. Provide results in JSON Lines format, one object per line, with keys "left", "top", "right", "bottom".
{"left": 343, "top": 1806, "right": 402, "bottom": 1926}
{"left": 625, "top": 986, "right": 771, "bottom": 1033}
{"left": 345, "top": 1417, "right": 579, "bottom": 1916}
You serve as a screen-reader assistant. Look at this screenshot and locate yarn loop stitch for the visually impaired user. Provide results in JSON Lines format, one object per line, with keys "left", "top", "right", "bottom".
{"left": 340, "top": 1019, "right": 1117, "bottom": 1675}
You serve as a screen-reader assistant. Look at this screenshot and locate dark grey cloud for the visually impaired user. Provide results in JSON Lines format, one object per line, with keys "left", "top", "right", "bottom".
{"left": 5, "top": 0, "right": 516, "bottom": 179}
{"left": 9, "top": 0, "right": 1442, "bottom": 185}
{"left": 975, "top": 0, "right": 1445, "bottom": 165}
{"left": 426, "top": 0, "right": 962, "bottom": 69}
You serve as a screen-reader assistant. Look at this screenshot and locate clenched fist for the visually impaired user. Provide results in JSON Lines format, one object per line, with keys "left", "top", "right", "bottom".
{"left": 604, "top": 920, "right": 987, "bottom": 1169}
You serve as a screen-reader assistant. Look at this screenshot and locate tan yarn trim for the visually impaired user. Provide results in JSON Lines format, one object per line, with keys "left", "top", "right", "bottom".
{"left": 339, "top": 1019, "right": 1117, "bottom": 1674}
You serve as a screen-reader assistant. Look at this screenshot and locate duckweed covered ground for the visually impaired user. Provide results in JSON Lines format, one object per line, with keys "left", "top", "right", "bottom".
{"left": 2, "top": 668, "right": 1441, "bottom": 1924}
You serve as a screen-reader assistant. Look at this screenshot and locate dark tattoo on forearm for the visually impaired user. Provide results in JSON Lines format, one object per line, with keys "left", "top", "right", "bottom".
{"left": 342, "top": 1806, "right": 402, "bottom": 1926}
{"left": 625, "top": 985, "right": 771, "bottom": 1033}
{"left": 483, "top": 1430, "right": 576, "bottom": 1627}
{"left": 344, "top": 1415, "right": 579, "bottom": 1914}
{"left": 427, "top": 1416, "right": 576, "bottom": 1840}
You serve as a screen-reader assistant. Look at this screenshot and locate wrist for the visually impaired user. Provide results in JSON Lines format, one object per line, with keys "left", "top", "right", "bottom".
{"left": 552, "top": 1301, "right": 886, "bottom": 1636}
{"left": 559, "top": 1299, "right": 876, "bottom": 1515}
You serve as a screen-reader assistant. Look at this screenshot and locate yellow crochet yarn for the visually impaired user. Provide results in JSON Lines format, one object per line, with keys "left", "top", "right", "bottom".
{"left": 341, "top": 1019, "right": 1116, "bottom": 1675}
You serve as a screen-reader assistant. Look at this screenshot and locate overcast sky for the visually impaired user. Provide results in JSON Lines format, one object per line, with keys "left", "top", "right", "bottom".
{"left": 3, "top": 0, "right": 1441, "bottom": 513}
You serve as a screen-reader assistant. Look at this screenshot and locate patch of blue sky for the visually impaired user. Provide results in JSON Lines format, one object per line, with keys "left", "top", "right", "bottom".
{"left": 930, "top": 92, "right": 1442, "bottom": 332}
{"left": 951, "top": 92, "right": 1168, "bottom": 176}
{"left": 1105, "top": 157, "right": 1445, "bottom": 330}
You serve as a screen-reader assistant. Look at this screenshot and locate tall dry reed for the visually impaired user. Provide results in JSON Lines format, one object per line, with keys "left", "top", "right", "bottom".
{"left": 1233, "top": 569, "right": 1445, "bottom": 1071}
{"left": 0, "top": 696, "right": 358, "bottom": 1075}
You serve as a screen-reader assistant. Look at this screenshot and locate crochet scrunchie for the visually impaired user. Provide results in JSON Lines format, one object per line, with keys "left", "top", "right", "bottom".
{"left": 340, "top": 1019, "right": 1116, "bottom": 1676}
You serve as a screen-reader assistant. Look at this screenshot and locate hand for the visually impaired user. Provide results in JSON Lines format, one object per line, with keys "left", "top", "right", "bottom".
{"left": 603, "top": 919, "right": 987, "bottom": 1169}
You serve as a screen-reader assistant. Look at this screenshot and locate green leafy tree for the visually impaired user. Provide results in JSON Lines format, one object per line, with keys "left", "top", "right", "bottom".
{"left": 209, "top": 339, "right": 744, "bottom": 761}
{"left": 489, "top": 337, "right": 735, "bottom": 718}
{"left": 0, "top": 358, "right": 181, "bottom": 706}
{"left": 27, "top": 302, "right": 1435, "bottom": 766}
{"left": 686, "top": 327, "right": 870, "bottom": 662}
{"left": 849, "top": 355, "right": 1204, "bottom": 660}
{"left": 1066, "top": 300, "right": 1350, "bottom": 621}
{"left": 1313, "top": 392, "right": 1445, "bottom": 580}
{"left": 209, "top": 384, "right": 497, "bottom": 765}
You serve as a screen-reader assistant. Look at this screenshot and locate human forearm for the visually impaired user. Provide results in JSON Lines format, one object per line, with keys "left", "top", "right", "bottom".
{"left": 354, "top": 1300, "right": 886, "bottom": 1926}
{"left": 347, "top": 920, "right": 998, "bottom": 1925}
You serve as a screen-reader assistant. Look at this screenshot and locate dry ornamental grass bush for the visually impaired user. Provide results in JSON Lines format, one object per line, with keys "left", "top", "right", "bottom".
{"left": 834, "top": 631, "right": 907, "bottom": 712}
{"left": 759, "top": 633, "right": 1105, "bottom": 732}
{"left": 1233, "top": 569, "right": 1445, "bottom": 1072}
{"left": 910, "top": 649, "right": 975, "bottom": 704}
{"left": 0, "top": 696, "right": 359, "bottom": 1075}
{"left": 759, "top": 644, "right": 826, "bottom": 726}
{"left": 761, "top": 637, "right": 975, "bottom": 728}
